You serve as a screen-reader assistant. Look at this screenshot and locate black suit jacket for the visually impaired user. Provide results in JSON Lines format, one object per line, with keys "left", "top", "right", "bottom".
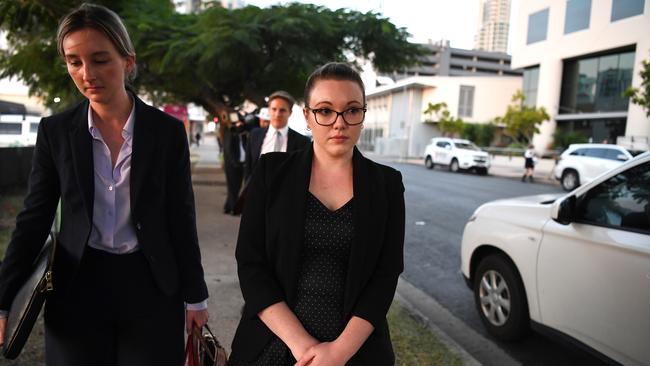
{"left": 231, "top": 146, "right": 405, "bottom": 365}
{"left": 0, "top": 96, "right": 208, "bottom": 310}
{"left": 244, "top": 127, "right": 310, "bottom": 180}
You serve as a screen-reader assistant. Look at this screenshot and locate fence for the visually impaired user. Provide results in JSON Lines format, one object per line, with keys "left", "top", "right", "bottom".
{"left": 0, "top": 146, "right": 34, "bottom": 191}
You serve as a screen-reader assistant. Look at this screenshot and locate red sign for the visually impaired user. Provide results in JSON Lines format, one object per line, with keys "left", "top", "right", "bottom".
{"left": 163, "top": 104, "right": 188, "bottom": 122}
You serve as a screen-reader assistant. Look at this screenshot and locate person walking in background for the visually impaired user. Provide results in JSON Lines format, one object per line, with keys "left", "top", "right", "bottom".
{"left": 230, "top": 62, "right": 405, "bottom": 366}
{"left": 522, "top": 144, "right": 536, "bottom": 182}
{"left": 244, "top": 90, "right": 310, "bottom": 182}
{"left": 0, "top": 4, "right": 209, "bottom": 364}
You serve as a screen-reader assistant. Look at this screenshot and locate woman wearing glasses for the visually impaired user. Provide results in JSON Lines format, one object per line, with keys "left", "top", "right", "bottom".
{"left": 230, "top": 62, "right": 405, "bottom": 366}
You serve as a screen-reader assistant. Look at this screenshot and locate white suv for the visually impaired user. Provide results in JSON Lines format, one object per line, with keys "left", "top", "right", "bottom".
{"left": 461, "top": 152, "right": 650, "bottom": 365}
{"left": 554, "top": 143, "right": 645, "bottom": 191}
{"left": 423, "top": 137, "right": 490, "bottom": 175}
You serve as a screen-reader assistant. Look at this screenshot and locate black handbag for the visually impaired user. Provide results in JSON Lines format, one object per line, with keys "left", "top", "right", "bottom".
{"left": 2, "top": 232, "right": 56, "bottom": 359}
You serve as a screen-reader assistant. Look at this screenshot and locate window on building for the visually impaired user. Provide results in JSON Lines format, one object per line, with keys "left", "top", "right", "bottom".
{"left": 560, "top": 50, "right": 635, "bottom": 114}
{"left": 527, "top": 8, "right": 549, "bottom": 44}
{"left": 611, "top": 0, "right": 645, "bottom": 21}
{"left": 458, "top": 85, "right": 475, "bottom": 118}
{"left": 0, "top": 122, "right": 22, "bottom": 135}
{"left": 523, "top": 66, "right": 540, "bottom": 107}
{"left": 30, "top": 123, "right": 39, "bottom": 133}
{"left": 565, "top": 0, "right": 592, "bottom": 34}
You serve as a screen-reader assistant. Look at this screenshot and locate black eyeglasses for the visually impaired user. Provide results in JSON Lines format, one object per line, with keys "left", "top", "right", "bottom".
{"left": 305, "top": 106, "right": 367, "bottom": 126}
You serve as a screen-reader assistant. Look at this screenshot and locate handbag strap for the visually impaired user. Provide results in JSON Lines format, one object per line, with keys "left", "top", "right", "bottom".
{"left": 192, "top": 326, "right": 216, "bottom": 362}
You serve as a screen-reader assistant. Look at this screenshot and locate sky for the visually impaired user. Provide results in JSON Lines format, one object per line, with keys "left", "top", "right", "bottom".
{"left": 245, "top": 0, "right": 520, "bottom": 52}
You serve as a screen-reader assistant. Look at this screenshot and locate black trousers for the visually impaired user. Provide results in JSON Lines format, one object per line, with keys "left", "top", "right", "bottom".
{"left": 44, "top": 246, "right": 185, "bottom": 366}
{"left": 223, "top": 161, "right": 244, "bottom": 213}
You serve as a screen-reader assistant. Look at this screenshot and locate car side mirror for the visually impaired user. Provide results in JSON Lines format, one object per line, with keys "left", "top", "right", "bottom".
{"left": 445, "top": 145, "right": 451, "bottom": 150}
{"left": 616, "top": 154, "right": 628, "bottom": 161}
{"left": 552, "top": 195, "right": 576, "bottom": 225}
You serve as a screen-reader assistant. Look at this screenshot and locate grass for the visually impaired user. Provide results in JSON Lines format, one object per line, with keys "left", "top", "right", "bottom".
{"left": 389, "top": 301, "right": 465, "bottom": 366}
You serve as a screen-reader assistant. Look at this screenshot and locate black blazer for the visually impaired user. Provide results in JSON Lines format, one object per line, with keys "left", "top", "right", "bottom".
{"left": 231, "top": 145, "right": 405, "bottom": 365}
{"left": 244, "top": 127, "right": 310, "bottom": 180}
{"left": 0, "top": 95, "right": 208, "bottom": 310}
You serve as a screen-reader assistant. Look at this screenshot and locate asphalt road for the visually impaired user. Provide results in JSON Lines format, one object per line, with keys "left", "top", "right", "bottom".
{"left": 385, "top": 162, "right": 612, "bottom": 366}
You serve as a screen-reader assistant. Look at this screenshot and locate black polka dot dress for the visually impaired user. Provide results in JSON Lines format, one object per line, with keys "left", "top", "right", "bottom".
{"left": 237, "top": 192, "right": 354, "bottom": 366}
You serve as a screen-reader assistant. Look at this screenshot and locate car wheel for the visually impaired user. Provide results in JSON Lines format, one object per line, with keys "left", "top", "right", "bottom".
{"left": 425, "top": 156, "right": 434, "bottom": 169}
{"left": 474, "top": 254, "right": 529, "bottom": 341}
{"left": 477, "top": 167, "right": 488, "bottom": 175}
{"left": 561, "top": 169, "right": 580, "bottom": 191}
{"left": 450, "top": 159, "right": 460, "bottom": 172}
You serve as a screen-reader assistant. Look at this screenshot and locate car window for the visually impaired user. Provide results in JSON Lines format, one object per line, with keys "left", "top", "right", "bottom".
{"left": 629, "top": 150, "right": 646, "bottom": 157}
{"left": 603, "top": 148, "right": 627, "bottom": 161}
{"left": 570, "top": 148, "right": 587, "bottom": 156}
{"left": 584, "top": 148, "right": 608, "bottom": 158}
{"left": 575, "top": 161, "right": 650, "bottom": 233}
{"left": 455, "top": 142, "right": 480, "bottom": 151}
{"left": 436, "top": 141, "right": 449, "bottom": 148}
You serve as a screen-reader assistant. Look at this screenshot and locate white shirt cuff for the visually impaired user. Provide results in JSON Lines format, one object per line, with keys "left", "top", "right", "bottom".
{"left": 185, "top": 300, "right": 208, "bottom": 311}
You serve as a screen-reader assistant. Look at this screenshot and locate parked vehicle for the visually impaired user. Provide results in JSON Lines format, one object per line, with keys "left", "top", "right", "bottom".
{"left": 461, "top": 151, "right": 650, "bottom": 365}
{"left": 553, "top": 143, "right": 645, "bottom": 191}
{"left": 0, "top": 115, "right": 40, "bottom": 147}
{"left": 423, "top": 137, "right": 490, "bottom": 174}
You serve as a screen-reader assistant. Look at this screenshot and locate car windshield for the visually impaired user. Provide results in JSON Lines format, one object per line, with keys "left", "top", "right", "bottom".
{"left": 628, "top": 149, "right": 646, "bottom": 157}
{"left": 455, "top": 142, "right": 480, "bottom": 151}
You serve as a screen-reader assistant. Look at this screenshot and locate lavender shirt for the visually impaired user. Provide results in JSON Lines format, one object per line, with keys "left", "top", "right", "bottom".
{"left": 87, "top": 104, "right": 138, "bottom": 254}
{"left": 86, "top": 103, "right": 207, "bottom": 310}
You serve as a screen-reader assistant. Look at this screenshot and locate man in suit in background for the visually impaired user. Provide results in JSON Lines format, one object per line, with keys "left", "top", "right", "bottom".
{"left": 223, "top": 115, "right": 248, "bottom": 215}
{"left": 245, "top": 91, "right": 310, "bottom": 181}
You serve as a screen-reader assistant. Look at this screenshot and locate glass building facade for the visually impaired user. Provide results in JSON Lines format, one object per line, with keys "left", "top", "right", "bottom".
{"left": 527, "top": 8, "right": 549, "bottom": 44}
{"left": 611, "top": 0, "right": 645, "bottom": 22}
{"left": 522, "top": 66, "right": 540, "bottom": 107}
{"left": 565, "top": 0, "right": 592, "bottom": 34}
{"left": 559, "top": 50, "right": 635, "bottom": 114}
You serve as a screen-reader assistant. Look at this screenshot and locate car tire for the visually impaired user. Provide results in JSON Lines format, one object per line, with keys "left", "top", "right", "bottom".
{"left": 473, "top": 254, "right": 529, "bottom": 341}
{"left": 450, "top": 159, "right": 460, "bottom": 172}
{"left": 477, "top": 167, "right": 488, "bottom": 175}
{"left": 425, "top": 156, "right": 434, "bottom": 170}
{"left": 561, "top": 169, "right": 580, "bottom": 191}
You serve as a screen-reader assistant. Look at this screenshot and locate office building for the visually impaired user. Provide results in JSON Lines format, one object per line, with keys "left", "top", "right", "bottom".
{"left": 511, "top": 0, "right": 650, "bottom": 150}
{"left": 474, "top": 0, "right": 511, "bottom": 53}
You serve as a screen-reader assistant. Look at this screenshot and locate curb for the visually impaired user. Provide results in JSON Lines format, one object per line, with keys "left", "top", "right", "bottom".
{"left": 396, "top": 277, "right": 521, "bottom": 366}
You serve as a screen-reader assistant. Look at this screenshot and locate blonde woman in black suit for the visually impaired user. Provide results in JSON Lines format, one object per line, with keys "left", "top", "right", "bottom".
{"left": 0, "top": 4, "right": 208, "bottom": 364}
{"left": 230, "top": 62, "right": 405, "bottom": 366}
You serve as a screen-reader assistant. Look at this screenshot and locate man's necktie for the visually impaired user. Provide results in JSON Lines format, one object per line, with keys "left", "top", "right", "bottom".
{"left": 274, "top": 130, "right": 283, "bottom": 152}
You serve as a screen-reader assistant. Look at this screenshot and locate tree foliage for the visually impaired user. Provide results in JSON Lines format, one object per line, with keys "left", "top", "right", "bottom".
{"left": 625, "top": 58, "right": 650, "bottom": 117}
{"left": 461, "top": 122, "right": 496, "bottom": 147}
{"left": 0, "top": 0, "right": 424, "bottom": 121}
{"left": 495, "top": 91, "right": 549, "bottom": 145}
{"left": 423, "top": 102, "right": 464, "bottom": 137}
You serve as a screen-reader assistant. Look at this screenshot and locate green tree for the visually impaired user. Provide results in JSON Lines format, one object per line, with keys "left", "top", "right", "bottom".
{"left": 461, "top": 122, "right": 496, "bottom": 147}
{"left": 552, "top": 129, "right": 588, "bottom": 150}
{"left": 625, "top": 58, "right": 650, "bottom": 117}
{"left": 495, "top": 91, "right": 550, "bottom": 145}
{"left": 0, "top": 1, "right": 424, "bottom": 123}
{"left": 423, "top": 102, "right": 464, "bottom": 137}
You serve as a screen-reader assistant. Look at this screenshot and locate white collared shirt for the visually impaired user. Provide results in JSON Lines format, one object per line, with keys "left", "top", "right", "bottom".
{"left": 260, "top": 125, "right": 289, "bottom": 155}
